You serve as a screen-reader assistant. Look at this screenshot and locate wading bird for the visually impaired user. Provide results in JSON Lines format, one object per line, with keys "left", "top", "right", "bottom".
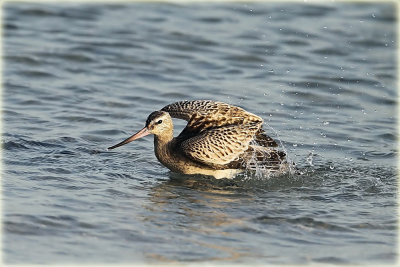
{"left": 108, "top": 100, "right": 289, "bottom": 178}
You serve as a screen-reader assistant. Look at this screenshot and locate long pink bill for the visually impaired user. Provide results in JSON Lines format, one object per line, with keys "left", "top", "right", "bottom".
{"left": 108, "top": 127, "right": 150, "bottom": 150}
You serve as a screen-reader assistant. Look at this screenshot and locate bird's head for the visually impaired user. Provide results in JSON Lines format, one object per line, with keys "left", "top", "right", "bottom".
{"left": 145, "top": 111, "right": 173, "bottom": 136}
{"left": 108, "top": 111, "right": 173, "bottom": 150}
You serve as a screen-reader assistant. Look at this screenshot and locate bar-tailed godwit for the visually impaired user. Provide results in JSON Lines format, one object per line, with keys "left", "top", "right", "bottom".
{"left": 108, "top": 100, "right": 289, "bottom": 178}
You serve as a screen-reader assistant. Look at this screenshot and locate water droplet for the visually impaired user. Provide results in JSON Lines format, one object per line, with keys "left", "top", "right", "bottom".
{"left": 372, "top": 13, "right": 376, "bottom": 18}
{"left": 306, "top": 153, "right": 314, "bottom": 166}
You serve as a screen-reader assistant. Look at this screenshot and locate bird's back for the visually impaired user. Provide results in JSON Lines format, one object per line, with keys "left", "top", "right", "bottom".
{"left": 161, "top": 100, "right": 288, "bottom": 173}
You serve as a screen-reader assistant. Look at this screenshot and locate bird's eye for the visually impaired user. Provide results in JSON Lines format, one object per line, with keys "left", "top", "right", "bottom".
{"left": 157, "top": 120, "right": 163, "bottom": 124}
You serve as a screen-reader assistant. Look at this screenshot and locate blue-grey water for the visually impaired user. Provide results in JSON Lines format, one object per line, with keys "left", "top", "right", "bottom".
{"left": 2, "top": 2, "right": 397, "bottom": 265}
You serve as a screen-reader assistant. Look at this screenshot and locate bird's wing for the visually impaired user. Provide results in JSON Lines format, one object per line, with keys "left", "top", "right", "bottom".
{"left": 161, "top": 100, "right": 263, "bottom": 133}
{"left": 161, "top": 100, "right": 219, "bottom": 121}
{"left": 254, "top": 129, "right": 278, "bottom": 147}
{"left": 179, "top": 122, "right": 261, "bottom": 166}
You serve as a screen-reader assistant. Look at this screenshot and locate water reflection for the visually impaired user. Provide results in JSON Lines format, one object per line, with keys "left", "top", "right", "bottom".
{"left": 140, "top": 162, "right": 397, "bottom": 262}
{"left": 143, "top": 173, "right": 256, "bottom": 262}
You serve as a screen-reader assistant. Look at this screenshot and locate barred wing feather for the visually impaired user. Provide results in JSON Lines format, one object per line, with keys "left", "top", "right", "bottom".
{"left": 162, "top": 100, "right": 263, "bottom": 132}
{"left": 180, "top": 122, "right": 261, "bottom": 166}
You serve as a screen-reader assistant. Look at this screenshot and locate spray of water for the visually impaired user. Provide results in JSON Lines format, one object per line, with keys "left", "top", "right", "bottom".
{"left": 264, "top": 122, "right": 296, "bottom": 172}
{"left": 241, "top": 122, "right": 296, "bottom": 180}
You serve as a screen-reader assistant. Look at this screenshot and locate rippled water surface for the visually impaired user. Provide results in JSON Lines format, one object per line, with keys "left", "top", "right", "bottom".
{"left": 2, "top": 2, "right": 398, "bottom": 265}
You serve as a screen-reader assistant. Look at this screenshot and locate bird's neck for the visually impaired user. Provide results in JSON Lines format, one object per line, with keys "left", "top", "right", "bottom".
{"left": 153, "top": 130, "right": 174, "bottom": 160}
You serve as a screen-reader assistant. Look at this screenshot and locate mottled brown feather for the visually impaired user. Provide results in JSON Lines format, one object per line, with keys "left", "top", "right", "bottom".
{"left": 179, "top": 122, "right": 261, "bottom": 166}
{"left": 162, "top": 100, "right": 263, "bottom": 132}
{"left": 227, "top": 145, "right": 286, "bottom": 170}
{"left": 254, "top": 129, "right": 278, "bottom": 147}
{"left": 161, "top": 100, "right": 287, "bottom": 172}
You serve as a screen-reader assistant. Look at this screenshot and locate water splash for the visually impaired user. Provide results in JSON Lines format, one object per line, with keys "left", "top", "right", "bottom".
{"left": 306, "top": 152, "right": 315, "bottom": 167}
{"left": 240, "top": 123, "right": 296, "bottom": 180}
{"left": 264, "top": 123, "right": 297, "bottom": 173}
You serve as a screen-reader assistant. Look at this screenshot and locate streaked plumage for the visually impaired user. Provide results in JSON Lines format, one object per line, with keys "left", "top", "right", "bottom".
{"left": 108, "top": 100, "right": 289, "bottom": 178}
